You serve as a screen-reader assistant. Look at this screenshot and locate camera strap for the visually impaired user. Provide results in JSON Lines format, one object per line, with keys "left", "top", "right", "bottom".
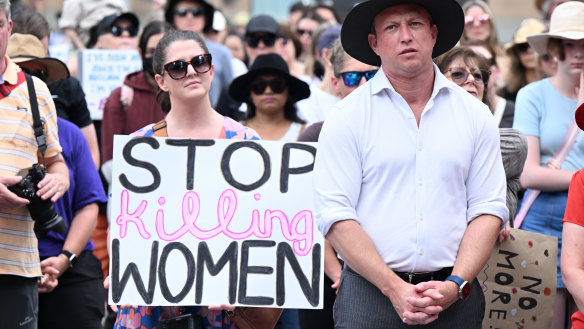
{"left": 24, "top": 73, "right": 47, "bottom": 164}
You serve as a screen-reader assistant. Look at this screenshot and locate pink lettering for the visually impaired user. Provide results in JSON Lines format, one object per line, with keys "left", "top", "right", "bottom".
{"left": 116, "top": 189, "right": 151, "bottom": 239}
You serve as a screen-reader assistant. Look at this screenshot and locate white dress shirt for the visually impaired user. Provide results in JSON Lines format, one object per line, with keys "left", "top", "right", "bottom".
{"left": 314, "top": 64, "right": 509, "bottom": 273}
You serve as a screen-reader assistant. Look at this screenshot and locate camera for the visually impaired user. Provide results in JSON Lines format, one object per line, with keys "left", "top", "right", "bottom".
{"left": 7, "top": 163, "right": 67, "bottom": 236}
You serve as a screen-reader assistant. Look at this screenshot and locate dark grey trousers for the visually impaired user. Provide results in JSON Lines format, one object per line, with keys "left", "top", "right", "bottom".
{"left": 333, "top": 268, "right": 485, "bottom": 329}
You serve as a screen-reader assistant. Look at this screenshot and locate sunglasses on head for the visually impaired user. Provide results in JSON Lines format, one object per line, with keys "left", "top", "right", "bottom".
{"left": 515, "top": 43, "right": 531, "bottom": 54}
{"left": 110, "top": 25, "right": 138, "bottom": 37}
{"left": 246, "top": 34, "right": 277, "bottom": 48}
{"left": 296, "top": 29, "right": 313, "bottom": 36}
{"left": 21, "top": 67, "right": 48, "bottom": 82}
{"left": 174, "top": 7, "right": 205, "bottom": 17}
{"left": 251, "top": 77, "right": 287, "bottom": 94}
{"left": 337, "top": 70, "right": 377, "bottom": 87}
{"left": 464, "top": 14, "right": 489, "bottom": 26}
{"left": 447, "top": 67, "right": 489, "bottom": 86}
{"left": 162, "top": 54, "right": 212, "bottom": 80}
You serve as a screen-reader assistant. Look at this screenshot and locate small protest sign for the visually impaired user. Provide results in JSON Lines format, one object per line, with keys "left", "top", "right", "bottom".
{"left": 108, "top": 136, "right": 324, "bottom": 309}
{"left": 479, "top": 228, "right": 557, "bottom": 329}
{"left": 78, "top": 49, "right": 142, "bottom": 120}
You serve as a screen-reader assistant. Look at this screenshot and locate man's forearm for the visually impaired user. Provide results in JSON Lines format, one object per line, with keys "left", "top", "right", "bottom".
{"left": 451, "top": 214, "right": 501, "bottom": 281}
{"left": 63, "top": 203, "right": 98, "bottom": 256}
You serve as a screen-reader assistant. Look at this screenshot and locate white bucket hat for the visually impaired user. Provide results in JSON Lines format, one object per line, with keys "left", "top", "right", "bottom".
{"left": 526, "top": 1, "right": 584, "bottom": 55}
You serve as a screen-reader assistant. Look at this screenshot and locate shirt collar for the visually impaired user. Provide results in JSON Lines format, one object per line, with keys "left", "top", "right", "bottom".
{"left": 370, "top": 63, "right": 455, "bottom": 99}
{"left": 2, "top": 56, "right": 20, "bottom": 85}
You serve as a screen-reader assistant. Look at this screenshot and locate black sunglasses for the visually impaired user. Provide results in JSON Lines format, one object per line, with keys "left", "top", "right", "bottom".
{"left": 110, "top": 25, "right": 138, "bottom": 37}
{"left": 174, "top": 7, "right": 205, "bottom": 17}
{"left": 447, "top": 67, "right": 489, "bottom": 86}
{"left": 296, "top": 29, "right": 313, "bottom": 36}
{"left": 251, "top": 77, "right": 287, "bottom": 95}
{"left": 21, "top": 67, "right": 48, "bottom": 82}
{"left": 337, "top": 70, "right": 377, "bottom": 86}
{"left": 246, "top": 34, "right": 277, "bottom": 48}
{"left": 515, "top": 43, "right": 531, "bottom": 54}
{"left": 162, "top": 54, "right": 212, "bottom": 80}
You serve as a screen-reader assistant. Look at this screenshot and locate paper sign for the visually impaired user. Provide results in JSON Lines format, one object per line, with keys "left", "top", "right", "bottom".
{"left": 78, "top": 49, "right": 142, "bottom": 120}
{"left": 478, "top": 228, "right": 557, "bottom": 329}
{"left": 108, "top": 136, "right": 324, "bottom": 309}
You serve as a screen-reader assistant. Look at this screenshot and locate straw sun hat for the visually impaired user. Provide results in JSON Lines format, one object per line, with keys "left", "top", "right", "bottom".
{"left": 526, "top": 1, "right": 584, "bottom": 55}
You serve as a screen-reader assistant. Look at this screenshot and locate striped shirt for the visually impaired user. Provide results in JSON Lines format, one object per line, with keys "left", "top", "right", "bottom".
{"left": 0, "top": 56, "right": 62, "bottom": 277}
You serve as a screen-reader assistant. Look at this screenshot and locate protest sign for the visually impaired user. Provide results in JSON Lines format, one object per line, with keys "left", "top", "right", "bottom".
{"left": 78, "top": 49, "right": 142, "bottom": 120}
{"left": 108, "top": 136, "right": 324, "bottom": 309}
{"left": 479, "top": 228, "right": 557, "bottom": 329}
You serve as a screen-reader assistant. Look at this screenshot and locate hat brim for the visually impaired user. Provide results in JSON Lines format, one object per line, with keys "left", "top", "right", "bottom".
{"left": 11, "top": 56, "right": 70, "bottom": 84}
{"left": 341, "top": 0, "right": 464, "bottom": 66}
{"left": 229, "top": 68, "right": 310, "bottom": 103}
{"left": 576, "top": 103, "right": 584, "bottom": 131}
{"left": 527, "top": 31, "right": 584, "bottom": 55}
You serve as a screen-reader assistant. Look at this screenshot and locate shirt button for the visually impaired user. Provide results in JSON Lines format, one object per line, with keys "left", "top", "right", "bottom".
{"left": 419, "top": 249, "right": 424, "bottom": 255}
{"left": 418, "top": 182, "right": 423, "bottom": 187}
{"left": 419, "top": 215, "right": 423, "bottom": 221}
{"left": 418, "top": 146, "right": 422, "bottom": 152}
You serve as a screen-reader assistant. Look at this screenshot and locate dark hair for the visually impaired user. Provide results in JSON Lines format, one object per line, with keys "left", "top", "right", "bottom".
{"left": 547, "top": 38, "right": 565, "bottom": 61}
{"left": 153, "top": 30, "right": 209, "bottom": 113}
{"left": 289, "top": 2, "right": 307, "bottom": 14}
{"left": 314, "top": 4, "right": 343, "bottom": 24}
{"left": 434, "top": 46, "right": 491, "bottom": 107}
{"left": 279, "top": 24, "right": 302, "bottom": 59}
{"left": 11, "top": 7, "right": 49, "bottom": 39}
{"left": 139, "top": 21, "right": 174, "bottom": 57}
{"left": 298, "top": 8, "right": 325, "bottom": 26}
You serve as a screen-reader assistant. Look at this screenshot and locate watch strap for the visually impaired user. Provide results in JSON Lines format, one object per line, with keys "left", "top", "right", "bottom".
{"left": 60, "top": 250, "right": 77, "bottom": 268}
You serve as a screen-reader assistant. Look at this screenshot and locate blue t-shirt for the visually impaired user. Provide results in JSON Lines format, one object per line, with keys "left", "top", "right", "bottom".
{"left": 38, "top": 118, "right": 107, "bottom": 257}
{"left": 513, "top": 78, "right": 584, "bottom": 171}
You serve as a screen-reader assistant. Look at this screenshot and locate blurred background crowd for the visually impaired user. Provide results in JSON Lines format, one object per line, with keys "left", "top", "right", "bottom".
{"left": 6, "top": 0, "right": 583, "bottom": 329}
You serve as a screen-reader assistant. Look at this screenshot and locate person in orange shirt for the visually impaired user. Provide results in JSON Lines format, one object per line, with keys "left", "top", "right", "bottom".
{"left": 562, "top": 74, "right": 584, "bottom": 329}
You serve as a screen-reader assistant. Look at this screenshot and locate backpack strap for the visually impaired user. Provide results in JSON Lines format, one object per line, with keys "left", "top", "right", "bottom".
{"left": 152, "top": 120, "right": 168, "bottom": 137}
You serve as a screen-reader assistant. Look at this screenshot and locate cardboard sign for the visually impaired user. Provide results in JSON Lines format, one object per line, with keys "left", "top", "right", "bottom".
{"left": 78, "top": 49, "right": 142, "bottom": 120}
{"left": 478, "top": 228, "right": 557, "bottom": 329}
{"left": 108, "top": 136, "right": 324, "bottom": 309}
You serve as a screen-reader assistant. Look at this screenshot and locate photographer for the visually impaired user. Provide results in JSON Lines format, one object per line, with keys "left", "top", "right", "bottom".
{"left": 0, "top": 1, "right": 69, "bottom": 329}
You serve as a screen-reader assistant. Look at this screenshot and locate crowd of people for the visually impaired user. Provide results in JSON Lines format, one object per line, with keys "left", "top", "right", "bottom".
{"left": 0, "top": 0, "right": 583, "bottom": 328}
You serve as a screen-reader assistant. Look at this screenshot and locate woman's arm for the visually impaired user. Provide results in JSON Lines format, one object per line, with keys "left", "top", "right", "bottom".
{"left": 561, "top": 222, "right": 584, "bottom": 313}
{"left": 519, "top": 135, "right": 575, "bottom": 191}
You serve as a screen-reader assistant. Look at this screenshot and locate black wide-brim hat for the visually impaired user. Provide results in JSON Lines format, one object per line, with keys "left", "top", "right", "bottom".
{"left": 341, "top": 0, "right": 464, "bottom": 66}
{"left": 229, "top": 54, "right": 310, "bottom": 103}
{"left": 165, "top": 0, "right": 215, "bottom": 32}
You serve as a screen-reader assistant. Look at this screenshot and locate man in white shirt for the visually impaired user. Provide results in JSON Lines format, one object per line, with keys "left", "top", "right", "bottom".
{"left": 313, "top": 0, "right": 509, "bottom": 328}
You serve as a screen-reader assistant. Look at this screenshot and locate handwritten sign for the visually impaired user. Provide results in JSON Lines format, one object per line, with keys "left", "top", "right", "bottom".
{"left": 78, "top": 49, "right": 142, "bottom": 120}
{"left": 478, "top": 228, "right": 557, "bottom": 329}
{"left": 108, "top": 136, "right": 324, "bottom": 308}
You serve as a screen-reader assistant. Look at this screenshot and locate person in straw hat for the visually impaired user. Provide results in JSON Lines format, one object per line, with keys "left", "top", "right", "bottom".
{"left": 513, "top": 1, "right": 584, "bottom": 328}
{"left": 312, "top": 0, "right": 508, "bottom": 327}
{"left": 501, "top": 18, "right": 547, "bottom": 102}
{"left": 562, "top": 83, "right": 584, "bottom": 329}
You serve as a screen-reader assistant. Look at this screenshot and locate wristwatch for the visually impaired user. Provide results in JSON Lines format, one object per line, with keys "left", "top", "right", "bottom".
{"left": 60, "top": 250, "right": 78, "bottom": 268}
{"left": 445, "top": 275, "right": 470, "bottom": 300}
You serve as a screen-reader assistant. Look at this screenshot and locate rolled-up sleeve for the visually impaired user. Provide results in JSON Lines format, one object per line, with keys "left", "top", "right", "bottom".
{"left": 466, "top": 114, "right": 510, "bottom": 226}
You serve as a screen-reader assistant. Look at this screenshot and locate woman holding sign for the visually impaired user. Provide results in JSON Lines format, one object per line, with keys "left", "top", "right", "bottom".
{"left": 112, "top": 29, "right": 259, "bottom": 329}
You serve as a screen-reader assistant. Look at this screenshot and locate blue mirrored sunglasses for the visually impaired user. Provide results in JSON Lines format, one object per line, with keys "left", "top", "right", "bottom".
{"left": 338, "top": 70, "right": 377, "bottom": 86}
